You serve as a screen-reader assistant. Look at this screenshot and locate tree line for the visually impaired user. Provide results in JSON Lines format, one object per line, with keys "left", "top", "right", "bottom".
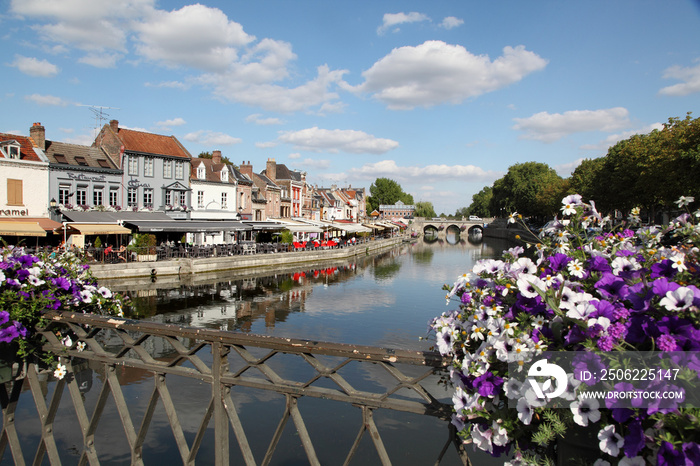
{"left": 462, "top": 113, "right": 699, "bottom": 221}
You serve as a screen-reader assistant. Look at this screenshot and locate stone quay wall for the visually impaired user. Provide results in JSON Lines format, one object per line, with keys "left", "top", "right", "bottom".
{"left": 89, "top": 236, "right": 403, "bottom": 280}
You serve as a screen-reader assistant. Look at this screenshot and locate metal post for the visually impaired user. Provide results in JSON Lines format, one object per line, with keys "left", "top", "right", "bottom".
{"left": 212, "top": 342, "right": 229, "bottom": 465}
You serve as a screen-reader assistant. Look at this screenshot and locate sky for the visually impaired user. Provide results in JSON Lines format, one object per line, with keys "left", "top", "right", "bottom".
{"left": 2, "top": 0, "right": 700, "bottom": 215}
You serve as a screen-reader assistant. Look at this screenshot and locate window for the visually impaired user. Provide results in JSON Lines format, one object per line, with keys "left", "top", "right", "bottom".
{"left": 221, "top": 169, "right": 228, "bottom": 182}
{"left": 179, "top": 191, "right": 187, "bottom": 207}
{"left": 198, "top": 191, "right": 204, "bottom": 208}
{"left": 109, "top": 189, "right": 118, "bottom": 207}
{"left": 128, "top": 156, "right": 138, "bottom": 175}
{"left": 8, "top": 145, "right": 20, "bottom": 159}
{"left": 76, "top": 187, "right": 87, "bottom": 206}
{"left": 163, "top": 160, "right": 172, "bottom": 178}
{"left": 197, "top": 165, "right": 205, "bottom": 180}
{"left": 54, "top": 154, "right": 68, "bottom": 164}
{"left": 221, "top": 192, "right": 227, "bottom": 209}
{"left": 175, "top": 161, "right": 184, "bottom": 179}
{"left": 97, "top": 159, "right": 111, "bottom": 168}
{"left": 165, "top": 191, "right": 172, "bottom": 207}
{"left": 58, "top": 185, "right": 70, "bottom": 205}
{"left": 144, "top": 157, "right": 154, "bottom": 177}
{"left": 127, "top": 188, "right": 138, "bottom": 207}
{"left": 93, "top": 187, "right": 103, "bottom": 206}
{"left": 7, "top": 179, "right": 22, "bottom": 205}
{"left": 143, "top": 188, "right": 153, "bottom": 208}
{"left": 75, "top": 156, "right": 88, "bottom": 166}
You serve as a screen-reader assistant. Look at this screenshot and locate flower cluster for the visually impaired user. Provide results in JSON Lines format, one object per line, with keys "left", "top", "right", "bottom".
{"left": 429, "top": 194, "right": 700, "bottom": 465}
{"left": 0, "top": 246, "right": 127, "bottom": 373}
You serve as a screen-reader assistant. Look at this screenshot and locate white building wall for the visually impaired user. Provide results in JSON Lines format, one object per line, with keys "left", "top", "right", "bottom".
{"left": 188, "top": 180, "right": 239, "bottom": 245}
{"left": 0, "top": 160, "right": 49, "bottom": 218}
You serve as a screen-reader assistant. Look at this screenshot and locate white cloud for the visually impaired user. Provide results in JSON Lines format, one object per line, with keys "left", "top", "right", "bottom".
{"left": 183, "top": 130, "right": 242, "bottom": 146}
{"left": 255, "top": 141, "right": 278, "bottom": 149}
{"left": 204, "top": 64, "right": 348, "bottom": 113}
{"left": 296, "top": 158, "right": 330, "bottom": 169}
{"left": 288, "top": 152, "right": 301, "bottom": 159}
{"left": 440, "top": 16, "right": 464, "bottom": 29}
{"left": 579, "top": 122, "right": 664, "bottom": 151}
{"left": 156, "top": 118, "right": 187, "bottom": 130}
{"left": 10, "top": 55, "right": 59, "bottom": 77}
{"left": 377, "top": 12, "right": 430, "bottom": 35}
{"left": 78, "top": 52, "right": 121, "bottom": 68}
{"left": 351, "top": 41, "right": 548, "bottom": 110}
{"left": 277, "top": 127, "right": 399, "bottom": 154}
{"left": 25, "top": 93, "right": 71, "bottom": 106}
{"left": 513, "top": 107, "right": 631, "bottom": 143}
{"left": 133, "top": 4, "right": 254, "bottom": 73}
{"left": 245, "top": 114, "right": 284, "bottom": 125}
{"left": 341, "top": 159, "right": 492, "bottom": 181}
{"left": 145, "top": 81, "right": 189, "bottom": 90}
{"left": 659, "top": 61, "right": 700, "bottom": 96}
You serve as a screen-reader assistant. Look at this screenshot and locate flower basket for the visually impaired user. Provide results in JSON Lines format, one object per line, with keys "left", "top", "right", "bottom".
{"left": 429, "top": 194, "right": 700, "bottom": 465}
{"left": 0, "top": 246, "right": 126, "bottom": 375}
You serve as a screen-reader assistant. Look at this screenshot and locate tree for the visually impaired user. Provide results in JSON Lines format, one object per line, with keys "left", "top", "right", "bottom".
{"left": 197, "top": 151, "right": 238, "bottom": 169}
{"left": 569, "top": 158, "right": 605, "bottom": 202}
{"left": 414, "top": 201, "right": 436, "bottom": 218}
{"left": 466, "top": 186, "right": 492, "bottom": 218}
{"left": 366, "top": 178, "right": 413, "bottom": 213}
{"left": 489, "top": 162, "right": 565, "bottom": 219}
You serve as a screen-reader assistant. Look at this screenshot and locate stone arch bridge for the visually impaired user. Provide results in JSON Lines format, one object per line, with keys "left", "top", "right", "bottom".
{"left": 410, "top": 217, "right": 492, "bottom": 237}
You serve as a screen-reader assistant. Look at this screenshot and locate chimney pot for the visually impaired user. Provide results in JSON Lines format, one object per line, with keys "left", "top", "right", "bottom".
{"left": 212, "top": 150, "right": 222, "bottom": 164}
{"left": 29, "top": 122, "right": 46, "bottom": 150}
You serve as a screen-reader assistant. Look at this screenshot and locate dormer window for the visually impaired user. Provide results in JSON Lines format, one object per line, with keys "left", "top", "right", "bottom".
{"left": 1, "top": 141, "right": 21, "bottom": 159}
{"left": 75, "top": 156, "right": 88, "bottom": 166}
{"left": 54, "top": 154, "right": 68, "bottom": 164}
{"left": 197, "top": 165, "right": 205, "bottom": 179}
{"left": 221, "top": 169, "right": 228, "bottom": 182}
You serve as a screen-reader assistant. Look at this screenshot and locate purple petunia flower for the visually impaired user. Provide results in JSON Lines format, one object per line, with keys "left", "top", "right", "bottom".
{"left": 657, "top": 441, "right": 685, "bottom": 466}
{"left": 472, "top": 372, "right": 503, "bottom": 397}
{"left": 651, "top": 259, "right": 677, "bottom": 279}
{"left": 51, "top": 276, "right": 71, "bottom": 291}
{"left": 0, "top": 325, "right": 20, "bottom": 343}
{"left": 548, "top": 253, "right": 571, "bottom": 273}
{"left": 0, "top": 311, "right": 8, "bottom": 326}
{"left": 595, "top": 273, "right": 629, "bottom": 301}
{"left": 624, "top": 419, "right": 645, "bottom": 458}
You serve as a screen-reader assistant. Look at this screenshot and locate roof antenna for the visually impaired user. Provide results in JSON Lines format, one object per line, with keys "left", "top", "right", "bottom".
{"left": 77, "top": 104, "right": 120, "bottom": 141}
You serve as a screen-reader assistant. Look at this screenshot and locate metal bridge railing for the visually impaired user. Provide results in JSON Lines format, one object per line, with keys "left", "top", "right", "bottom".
{"left": 0, "top": 311, "right": 471, "bottom": 465}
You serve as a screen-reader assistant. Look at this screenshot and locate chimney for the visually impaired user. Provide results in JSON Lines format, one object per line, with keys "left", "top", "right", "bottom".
{"left": 29, "top": 122, "right": 45, "bottom": 150}
{"left": 240, "top": 160, "right": 253, "bottom": 178}
{"left": 212, "top": 150, "right": 222, "bottom": 164}
{"left": 266, "top": 158, "right": 276, "bottom": 181}
{"left": 110, "top": 119, "right": 119, "bottom": 132}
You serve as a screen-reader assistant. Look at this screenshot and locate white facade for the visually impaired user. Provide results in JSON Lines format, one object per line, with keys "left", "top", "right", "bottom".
{"left": 0, "top": 159, "right": 50, "bottom": 219}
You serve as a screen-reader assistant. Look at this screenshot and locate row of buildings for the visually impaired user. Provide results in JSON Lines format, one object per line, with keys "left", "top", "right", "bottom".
{"left": 1, "top": 120, "right": 409, "bottom": 247}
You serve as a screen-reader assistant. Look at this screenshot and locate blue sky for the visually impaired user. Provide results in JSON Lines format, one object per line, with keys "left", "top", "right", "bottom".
{"left": 2, "top": 0, "right": 700, "bottom": 214}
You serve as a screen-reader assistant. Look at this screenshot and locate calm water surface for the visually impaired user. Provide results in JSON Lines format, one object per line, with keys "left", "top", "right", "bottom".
{"left": 5, "top": 236, "right": 512, "bottom": 465}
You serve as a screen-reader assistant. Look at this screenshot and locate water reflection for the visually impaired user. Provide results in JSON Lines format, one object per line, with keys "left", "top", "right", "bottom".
{"left": 8, "top": 239, "right": 514, "bottom": 466}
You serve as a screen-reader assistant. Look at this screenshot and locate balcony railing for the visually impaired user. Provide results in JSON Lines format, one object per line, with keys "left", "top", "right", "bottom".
{"left": 0, "top": 311, "right": 472, "bottom": 465}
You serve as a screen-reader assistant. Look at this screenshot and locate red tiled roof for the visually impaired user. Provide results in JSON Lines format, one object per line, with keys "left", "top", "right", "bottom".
{"left": 118, "top": 128, "right": 191, "bottom": 159}
{"left": 0, "top": 133, "right": 42, "bottom": 162}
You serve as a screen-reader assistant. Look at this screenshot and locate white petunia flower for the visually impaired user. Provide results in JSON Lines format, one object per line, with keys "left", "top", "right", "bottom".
{"left": 471, "top": 423, "right": 494, "bottom": 453}
{"left": 570, "top": 398, "right": 601, "bottom": 426}
{"left": 598, "top": 425, "right": 624, "bottom": 457}
{"left": 675, "top": 195, "right": 694, "bottom": 207}
{"left": 659, "top": 286, "right": 695, "bottom": 311}
{"left": 516, "top": 397, "right": 535, "bottom": 425}
{"left": 517, "top": 275, "right": 545, "bottom": 299}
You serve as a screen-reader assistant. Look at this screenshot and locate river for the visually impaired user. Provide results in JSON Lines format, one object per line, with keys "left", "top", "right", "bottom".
{"left": 102, "top": 235, "right": 511, "bottom": 465}
{"left": 5, "top": 235, "right": 512, "bottom": 465}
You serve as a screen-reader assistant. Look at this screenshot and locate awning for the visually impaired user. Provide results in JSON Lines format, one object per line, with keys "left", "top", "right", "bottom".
{"left": 1, "top": 217, "right": 62, "bottom": 232}
{"left": 61, "top": 211, "right": 173, "bottom": 223}
{"left": 0, "top": 221, "right": 46, "bottom": 236}
{"left": 61, "top": 223, "right": 132, "bottom": 235}
{"left": 243, "top": 221, "right": 285, "bottom": 231}
{"left": 125, "top": 220, "right": 251, "bottom": 233}
{"left": 363, "top": 223, "right": 385, "bottom": 231}
{"left": 323, "top": 221, "right": 372, "bottom": 233}
{"left": 277, "top": 220, "right": 324, "bottom": 233}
